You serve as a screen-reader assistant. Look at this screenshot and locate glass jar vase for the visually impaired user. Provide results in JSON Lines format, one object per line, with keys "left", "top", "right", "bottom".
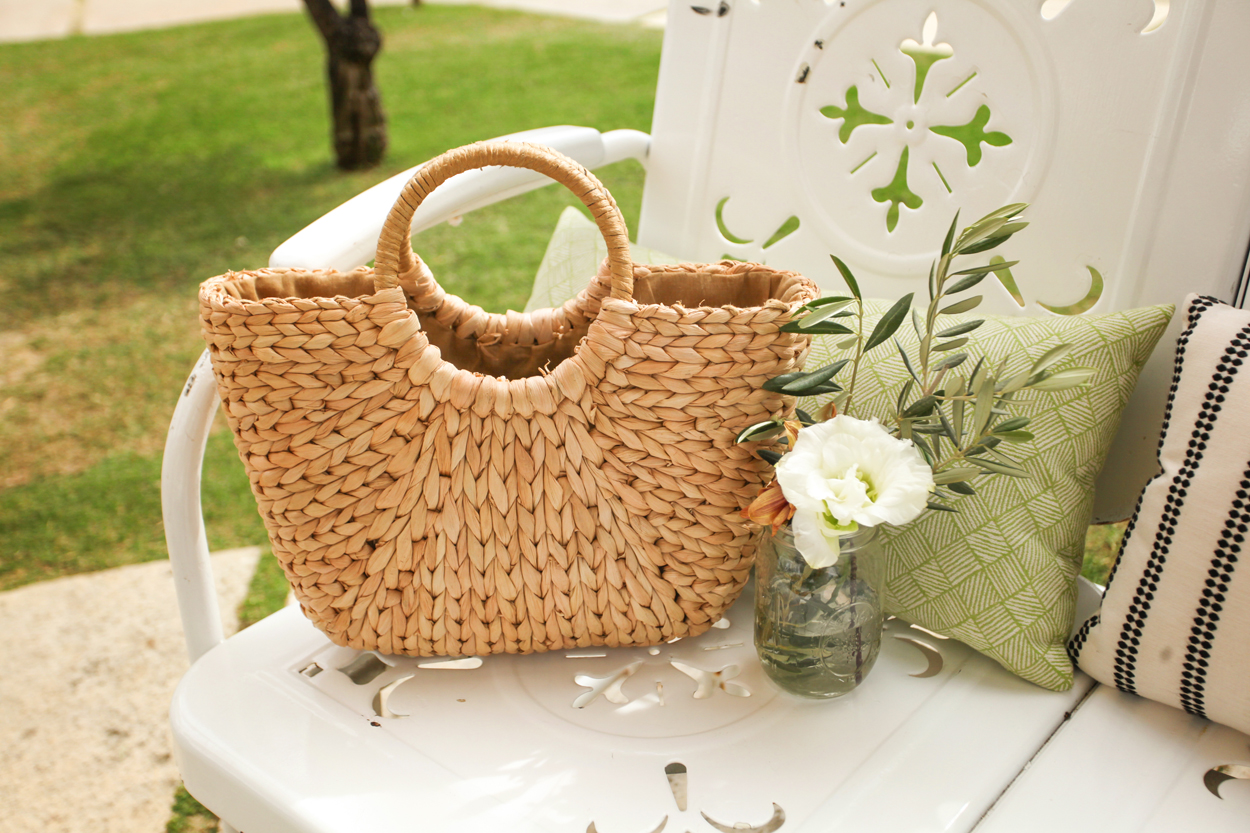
{"left": 753, "top": 524, "right": 885, "bottom": 699}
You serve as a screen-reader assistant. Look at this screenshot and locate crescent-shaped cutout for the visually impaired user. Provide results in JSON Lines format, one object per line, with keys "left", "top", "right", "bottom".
{"left": 1205, "top": 764, "right": 1250, "bottom": 798}
{"left": 895, "top": 636, "right": 944, "bottom": 678}
{"left": 1039, "top": 266, "right": 1103, "bottom": 315}
{"left": 701, "top": 803, "right": 786, "bottom": 833}
{"left": 1142, "top": 0, "right": 1169, "bottom": 34}
{"left": 371, "top": 674, "right": 414, "bottom": 719}
{"left": 715, "top": 197, "right": 753, "bottom": 245}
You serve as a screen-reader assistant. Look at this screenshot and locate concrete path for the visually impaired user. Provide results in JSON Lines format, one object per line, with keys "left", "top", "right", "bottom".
{"left": 0, "top": 548, "right": 261, "bottom": 833}
{"left": 0, "top": 0, "right": 667, "bottom": 43}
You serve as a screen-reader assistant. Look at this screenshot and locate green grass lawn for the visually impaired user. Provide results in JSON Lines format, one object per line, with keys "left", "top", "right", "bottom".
{"left": 0, "top": 4, "right": 659, "bottom": 591}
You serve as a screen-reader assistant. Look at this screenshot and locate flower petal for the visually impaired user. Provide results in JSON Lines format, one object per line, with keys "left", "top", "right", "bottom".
{"left": 742, "top": 479, "right": 795, "bottom": 531}
{"left": 792, "top": 510, "right": 840, "bottom": 569}
{"left": 774, "top": 414, "right": 935, "bottom": 531}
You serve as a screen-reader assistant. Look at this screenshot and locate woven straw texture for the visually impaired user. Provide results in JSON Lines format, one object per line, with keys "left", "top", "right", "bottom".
{"left": 199, "top": 141, "right": 818, "bottom": 656}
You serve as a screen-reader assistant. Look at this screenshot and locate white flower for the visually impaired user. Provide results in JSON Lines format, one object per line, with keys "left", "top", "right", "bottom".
{"left": 774, "top": 415, "right": 934, "bottom": 568}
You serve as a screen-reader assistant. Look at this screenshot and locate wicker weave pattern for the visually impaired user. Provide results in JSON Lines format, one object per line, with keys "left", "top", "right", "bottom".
{"left": 199, "top": 142, "right": 818, "bottom": 655}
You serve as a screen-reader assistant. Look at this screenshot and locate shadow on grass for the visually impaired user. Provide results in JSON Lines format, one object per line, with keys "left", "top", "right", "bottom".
{"left": 0, "top": 152, "right": 352, "bottom": 330}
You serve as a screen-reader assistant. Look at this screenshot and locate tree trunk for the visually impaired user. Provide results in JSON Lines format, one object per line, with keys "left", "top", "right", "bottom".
{"left": 302, "top": 0, "right": 386, "bottom": 170}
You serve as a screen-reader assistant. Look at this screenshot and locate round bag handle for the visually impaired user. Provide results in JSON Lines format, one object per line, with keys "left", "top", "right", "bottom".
{"left": 373, "top": 141, "right": 634, "bottom": 302}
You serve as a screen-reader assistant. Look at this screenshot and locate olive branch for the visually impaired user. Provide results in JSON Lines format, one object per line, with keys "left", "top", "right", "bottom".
{"left": 737, "top": 204, "right": 1095, "bottom": 513}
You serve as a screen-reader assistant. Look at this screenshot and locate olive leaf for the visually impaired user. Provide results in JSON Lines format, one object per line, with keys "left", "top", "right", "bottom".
{"left": 932, "top": 337, "right": 969, "bottom": 352}
{"left": 939, "top": 295, "right": 983, "bottom": 316}
{"left": 966, "top": 457, "right": 1030, "bottom": 477}
{"left": 992, "top": 416, "right": 1031, "bottom": 433}
{"left": 949, "top": 260, "right": 1019, "bottom": 278}
{"left": 797, "top": 299, "right": 857, "bottom": 328}
{"left": 864, "top": 293, "right": 915, "bottom": 352}
{"left": 794, "top": 295, "right": 854, "bottom": 314}
{"left": 1029, "top": 367, "right": 1096, "bottom": 391}
{"left": 896, "top": 340, "right": 922, "bottom": 383}
{"left": 830, "top": 255, "right": 861, "bottom": 300}
{"left": 762, "top": 359, "right": 851, "bottom": 394}
{"left": 901, "top": 395, "right": 938, "bottom": 419}
{"left": 932, "top": 352, "right": 969, "bottom": 372}
{"left": 932, "top": 466, "right": 981, "bottom": 485}
{"left": 941, "top": 211, "right": 960, "bottom": 258}
{"left": 779, "top": 320, "right": 856, "bottom": 335}
{"left": 896, "top": 379, "right": 915, "bottom": 418}
{"left": 735, "top": 420, "right": 784, "bottom": 444}
{"left": 1030, "top": 343, "right": 1074, "bottom": 375}
{"left": 936, "top": 320, "right": 984, "bottom": 339}
{"left": 950, "top": 378, "right": 967, "bottom": 441}
{"left": 968, "top": 357, "right": 988, "bottom": 396}
{"left": 943, "top": 271, "right": 988, "bottom": 296}
{"left": 911, "top": 434, "right": 935, "bottom": 463}
{"left": 958, "top": 217, "right": 1027, "bottom": 252}
{"left": 961, "top": 235, "right": 1016, "bottom": 255}
{"left": 972, "top": 376, "right": 996, "bottom": 437}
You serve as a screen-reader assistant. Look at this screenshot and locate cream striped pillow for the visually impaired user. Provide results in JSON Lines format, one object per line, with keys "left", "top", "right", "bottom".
{"left": 1070, "top": 295, "right": 1250, "bottom": 734}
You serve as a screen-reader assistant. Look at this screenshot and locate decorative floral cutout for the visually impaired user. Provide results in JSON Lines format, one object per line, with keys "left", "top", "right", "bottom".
{"left": 871, "top": 147, "right": 925, "bottom": 234}
{"left": 899, "top": 14, "right": 953, "bottom": 104}
{"left": 820, "top": 86, "right": 892, "bottom": 142}
{"left": 819, "top": 11, "right": 1014, "bottom": 232}
{"left": 930, "top": 106, "right": 1012, "bottom": 167}
{"left": 572, "top": 656, "right": 751, "bottom": 708}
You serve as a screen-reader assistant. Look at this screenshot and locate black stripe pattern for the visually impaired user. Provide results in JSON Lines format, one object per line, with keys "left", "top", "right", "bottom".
{"left": 1111, "top": 305, "right": 1249, "bottom": 694}
{"left": 1176, "top": 458, "right": 1249, "bottom": 718}
{"left": 1069, "top": 299, "right": 1215, "bottom": 671}
{"left": 1067, "top": 613, "right": 1098, "bottom": 665}
{"left": 1102, "top": 297, "right": 1214, "bottom": 597}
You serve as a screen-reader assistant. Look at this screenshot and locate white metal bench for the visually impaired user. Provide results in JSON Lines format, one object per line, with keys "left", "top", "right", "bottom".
{"left": 164, "top": 2, "right": 1250, "bottom": 829}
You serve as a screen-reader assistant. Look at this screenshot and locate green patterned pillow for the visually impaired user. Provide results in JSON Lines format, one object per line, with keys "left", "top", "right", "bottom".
{"left": 797, "top": 301, "right": 1172, "bottom": 690}
{"left": 529, "top": 208, "right": 1173, "bottom": 690}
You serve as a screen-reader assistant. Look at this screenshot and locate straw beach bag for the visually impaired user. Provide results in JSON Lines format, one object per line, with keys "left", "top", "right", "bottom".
{"left": 200, "top": 141, "right": 819, "bottom": 656}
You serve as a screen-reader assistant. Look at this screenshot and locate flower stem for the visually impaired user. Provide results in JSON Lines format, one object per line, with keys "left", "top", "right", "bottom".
{"left": 844, "top": 296, "right": 866, "bottom": 417}
{"left": 792, "top": 563, "right": 816, "bottom": 595}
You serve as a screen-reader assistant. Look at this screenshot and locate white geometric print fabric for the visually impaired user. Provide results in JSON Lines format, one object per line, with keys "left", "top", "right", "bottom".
{"left": 1071, "top": 295, "right": 1250, "bottom": 732}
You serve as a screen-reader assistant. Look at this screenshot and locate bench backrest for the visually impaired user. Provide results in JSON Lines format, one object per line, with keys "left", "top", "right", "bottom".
{"left": 637, "top": 0, "right": 1250, "bottom": 520}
